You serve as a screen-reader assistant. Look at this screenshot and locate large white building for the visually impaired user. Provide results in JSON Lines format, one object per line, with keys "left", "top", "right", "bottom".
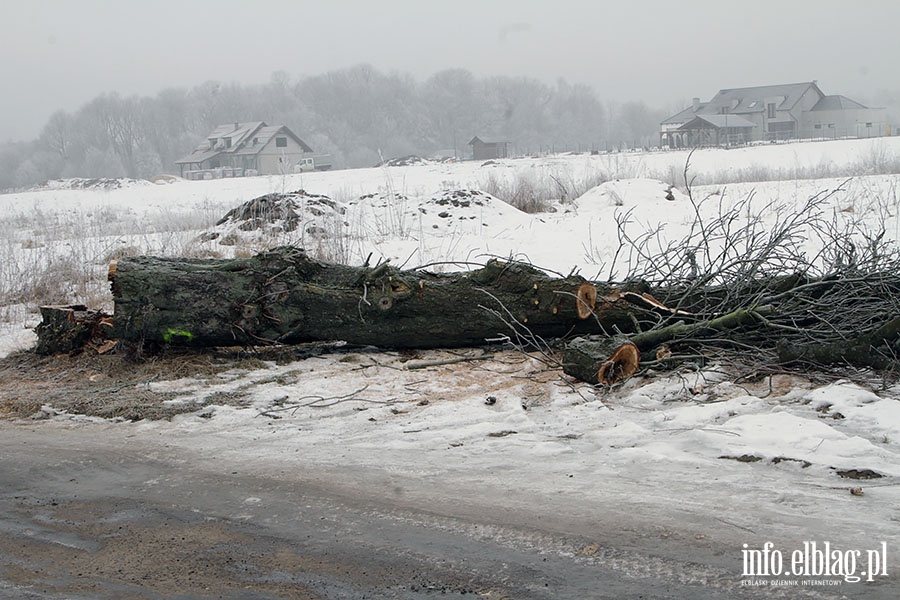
{"left": 175, "top": 122, "right": 314, "bottom": 178}
{"left": 660, "top": 82, "right": 889, "bottom": 148}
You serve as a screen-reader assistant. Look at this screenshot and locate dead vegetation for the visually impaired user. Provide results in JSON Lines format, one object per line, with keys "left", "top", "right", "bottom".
{"left": 561, "top": 162, "right": 900, "bottom": 387}
{"left": 0, "top": 349, "right": 263, "bottom": 421}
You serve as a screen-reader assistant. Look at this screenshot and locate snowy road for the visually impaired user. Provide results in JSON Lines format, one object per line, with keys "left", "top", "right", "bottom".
{"left": 0, "top": 419, "right": 894, "bottom": 599}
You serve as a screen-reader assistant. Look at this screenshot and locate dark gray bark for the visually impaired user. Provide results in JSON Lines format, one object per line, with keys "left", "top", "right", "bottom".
{"left": 562, "top": 307, "right": 775, "bottom": 384}
{"left": 35, "top": 305, "right": 113, "bottom": 355}
{"left": 776, "top": 316, "right": 900, "bottom": 370}
{"left": 109, "top": 247, "right": 642, "bottom": 352}
{"left": 562, "top": 337, "right": 624, "bottom": 384}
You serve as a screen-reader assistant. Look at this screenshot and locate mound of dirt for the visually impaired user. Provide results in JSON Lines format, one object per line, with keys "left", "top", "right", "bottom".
{"left": 41, "top": 178, "right": 149, "bottom": 191}
{"left": 198, "top": 190, "right": 348, "bottom": 246}
{"left": 376, "top": 155, "right": 430, "bottom": 167}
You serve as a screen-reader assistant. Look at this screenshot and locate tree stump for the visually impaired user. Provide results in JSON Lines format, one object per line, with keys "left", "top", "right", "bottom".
{"left": 35, "top": 305, "right": 114, "bottom": 355}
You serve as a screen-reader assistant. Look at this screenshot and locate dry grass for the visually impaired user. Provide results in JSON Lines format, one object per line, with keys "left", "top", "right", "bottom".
{"left": 0, "top": 349, "right": 261, "bottom": 421}
{"left": 0, "top": 199, "right": 233, "bottom": 325}
{"left": 479, "top": 168, "right": 609, "bottom": 213}
{"left": 0, "top": 341, "right": 359, "bottom": 421}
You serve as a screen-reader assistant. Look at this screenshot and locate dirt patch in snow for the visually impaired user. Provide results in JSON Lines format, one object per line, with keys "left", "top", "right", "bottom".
{"left": 0, "top": 350, "right": 261, "bottom": 421}
{"left": 0, "top": 345, "right": 554, "bottom": 422}
{"left": 375, "top": 155, "right": 431, "bottom": 167}
{"left": 39, "top": 178, "right": 150, "bottom": 191}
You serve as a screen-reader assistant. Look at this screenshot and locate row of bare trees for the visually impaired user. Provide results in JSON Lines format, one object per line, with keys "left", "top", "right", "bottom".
{"left": 0, "top": 65, "right": 669, "bottom": 190}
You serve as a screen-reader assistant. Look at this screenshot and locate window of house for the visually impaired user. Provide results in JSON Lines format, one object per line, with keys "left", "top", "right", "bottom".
{"left": 814, "top": 124, "right": 822, "bottom": 129}
{"left": 866, "top": 122, "right": 873, "bottom": 127}
{"left": 767, "top": 103, "right": 776, "bottom": 119}
{"left": 275, "top": 137, "right": 287, "bottom": 147}
{"left": 225, "top": 138, "right": 232, "bottom": 148}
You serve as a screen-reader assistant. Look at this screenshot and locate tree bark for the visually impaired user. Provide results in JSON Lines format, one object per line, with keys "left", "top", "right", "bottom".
{"left": 562, "top": 338, "right": 640, "bottom": 385}
{"left": 776, "top": 316, "right": 900, "bottom": 370}
{"left": 109, "top": 247, "right": 645, "bottom": 352}
{"left": 39, "top": 249, "right": 900, "bottom": 383}
{"left": 35, "top": 305, "right": 114, "bottom": 355}
{"left": 562, "top": 337, "right": 623, "bottom": 384}
{"left": 562, "top": 307, "right": 773, "bottom": 384}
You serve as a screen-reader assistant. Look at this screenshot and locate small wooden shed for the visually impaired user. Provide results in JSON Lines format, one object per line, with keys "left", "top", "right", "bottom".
{"left": 468, "top": 136, "right": 509, "bottom": 160}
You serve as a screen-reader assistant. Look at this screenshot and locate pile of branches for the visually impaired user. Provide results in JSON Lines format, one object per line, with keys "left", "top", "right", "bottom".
{"left": 565, "top": 172, "right": 900, "bottom": 384}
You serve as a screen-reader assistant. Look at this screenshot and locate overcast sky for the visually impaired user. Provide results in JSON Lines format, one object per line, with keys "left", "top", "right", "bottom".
{"left": 2, "top": 0, "right": 898, "bottom": 142}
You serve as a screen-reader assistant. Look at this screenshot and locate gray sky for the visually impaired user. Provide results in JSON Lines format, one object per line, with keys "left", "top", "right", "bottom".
{"left": 2, "top": 0, "right": 898, "bottom": 142}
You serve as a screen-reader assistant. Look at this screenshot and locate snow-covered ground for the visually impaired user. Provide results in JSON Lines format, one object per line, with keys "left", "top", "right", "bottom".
{"left": 1, "top": 137, "right": 899, "bottom": 589}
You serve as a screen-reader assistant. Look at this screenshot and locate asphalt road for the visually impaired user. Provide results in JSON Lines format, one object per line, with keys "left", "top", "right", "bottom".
{"left": 0, "top": 421, "right": 893, "bottom": 599}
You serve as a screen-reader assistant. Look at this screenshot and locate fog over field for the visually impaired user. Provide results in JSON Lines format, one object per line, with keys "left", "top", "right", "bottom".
{"left": 1, "top": 1, "right": 899, "bottom": 164}
{"left": 5, "top": 0, "right": 899, "bottom": 141}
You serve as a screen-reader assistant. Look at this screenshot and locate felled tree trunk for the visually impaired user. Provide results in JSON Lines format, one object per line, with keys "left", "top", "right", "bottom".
{"left": 563, "top": 338, "right": 641, "bottom": 385}
{"left": 563, "top": 303, "right": 900, "bottom": 384}
{"left": 777, "top": 316, "right": 900, "bottom": 370}
{"left": 562, "top": 306, "right": 774, "bottom": 384}
{"left": 109, "top": 247, "right": 644, "bottom": 352}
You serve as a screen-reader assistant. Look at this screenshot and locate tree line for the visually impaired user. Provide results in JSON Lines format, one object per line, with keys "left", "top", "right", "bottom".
{"left": 0, "top": 65, "right": 669, "bottom": 190}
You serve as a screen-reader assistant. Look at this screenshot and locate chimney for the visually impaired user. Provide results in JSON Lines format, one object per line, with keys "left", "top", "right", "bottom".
{"left": 233, "top": 122, "right": 239, "bottom": 131}
{"left": 692, "top": 97, "right": 700, "bottom": 112}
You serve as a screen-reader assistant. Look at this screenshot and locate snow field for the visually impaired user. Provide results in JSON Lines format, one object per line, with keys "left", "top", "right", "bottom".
{"left": 1, "top": 137, "right": 900, "bottom": 569}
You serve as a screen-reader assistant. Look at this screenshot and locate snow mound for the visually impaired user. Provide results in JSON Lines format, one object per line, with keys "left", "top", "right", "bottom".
{"left": 715, "top": 411, "right": 900, "bottom": 477}
{"left": 199, "top": 189, "right": 348, "bottom": 246}
{"left": 149, "top": 175, "right": 182, "bottom": 185}
{"left": 805, "top": 382, "right": 900, "bottom": 445}
{"left": 416, "top": 188, "right": 535, "bottom": 237}
{"left": 347, "top": 188, "right": 533, "bottom": 239}
{"left": 423, "top": 189, "right": 531, "bottom": 225}
{"left": 424, "top": 189, "right": 498, "bottom": 219}
{"left": 574, "top": 179, "right": 686, "bottom": 213}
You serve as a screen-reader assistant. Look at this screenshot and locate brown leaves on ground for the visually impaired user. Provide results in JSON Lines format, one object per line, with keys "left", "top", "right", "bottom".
{"left": 0, "top": 350, "right": 250, "bottom": 421}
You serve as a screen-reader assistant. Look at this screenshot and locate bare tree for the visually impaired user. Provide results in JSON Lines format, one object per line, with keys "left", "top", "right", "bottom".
{"left": 80, "top": 93, "right": 143, "bottom": 178}
{"left": 40, "top": 110, "right": 73, "bottom": 160}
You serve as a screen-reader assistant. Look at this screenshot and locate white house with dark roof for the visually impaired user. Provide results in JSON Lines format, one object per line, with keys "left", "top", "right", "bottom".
{"left": 175, "top": 122, "right": 314, "bottom": 178}
{"left": 660, "top": 82, "right": 888, "bottom": 148}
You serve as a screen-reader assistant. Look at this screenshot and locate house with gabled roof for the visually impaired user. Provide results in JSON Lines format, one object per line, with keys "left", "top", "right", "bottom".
{"left": 175, "top": 121, "right": 314, "bottom": 178}
{"left": 468, "top": 136, "right": 509, "bottom": 160}
{"left": 660, "top": 82, "right": 888, "bottom": 148}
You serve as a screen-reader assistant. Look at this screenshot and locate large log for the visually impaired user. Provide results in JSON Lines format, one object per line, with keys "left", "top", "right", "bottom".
{"left": 563, "top": 337, "right": 642, "bottom": 385}
{"left": 109, "top": 247, "right": 645, "bottom": 351}
{"left": 561, "top": 307, "right": 770, "bottom": 384}
{"left": 776, "top": 316, "right": 900, "bottom": 370}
